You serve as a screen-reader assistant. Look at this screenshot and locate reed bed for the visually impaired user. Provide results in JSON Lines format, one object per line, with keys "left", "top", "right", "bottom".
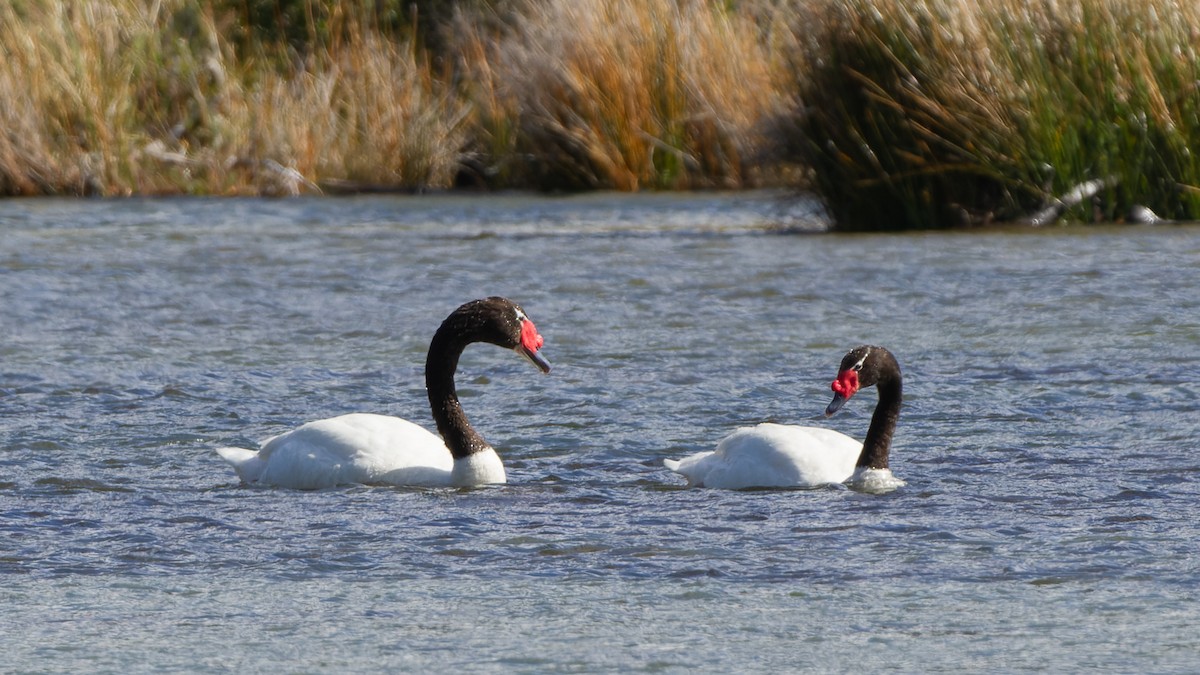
{"left": 4, "top": 0, "right": 1200, "bottom": 229}
{"left": 0, "top": 1, "right": 463, "bottom": 195}
{"left": 456, "top": 0, "right": 786, "bottom": 190}
{"left": 782, "top": 0, "right": 1200, "bottom": 229}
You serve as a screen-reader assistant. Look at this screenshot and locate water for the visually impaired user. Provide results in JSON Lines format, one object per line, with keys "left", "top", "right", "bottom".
{"left": 2, "top": 193, "right": 1199, "bottom": 672}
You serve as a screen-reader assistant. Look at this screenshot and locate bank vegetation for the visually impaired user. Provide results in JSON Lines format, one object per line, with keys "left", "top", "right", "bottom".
{"left": 2, "top": 0, "right": 1198, "bottom": 229}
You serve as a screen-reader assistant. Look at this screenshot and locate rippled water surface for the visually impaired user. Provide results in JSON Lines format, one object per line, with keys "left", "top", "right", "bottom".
{"left": 2, "top": 194, "right": 1199, "bottom": 672}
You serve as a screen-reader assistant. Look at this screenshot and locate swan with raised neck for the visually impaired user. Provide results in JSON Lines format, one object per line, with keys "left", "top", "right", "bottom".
{"left": 664, "top": 345, "right": 904, "bottom": 491}
{"left": 216, "top": 297, "right": 550, "bottom": 489}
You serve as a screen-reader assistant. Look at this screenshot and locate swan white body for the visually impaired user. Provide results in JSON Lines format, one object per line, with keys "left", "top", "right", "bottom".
{"left": 664, "top": 423, "right": 861, "bottom": 489}
{"left": 216, "top": 413, "right": 506, "bottom": 490}
{"left": 665, "top": 422, "right": 905, "bottom": 490}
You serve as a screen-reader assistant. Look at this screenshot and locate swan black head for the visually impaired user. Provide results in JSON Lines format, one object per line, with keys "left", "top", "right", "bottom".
{"left": 438, "top": 297, "right": 550, "bottom": 373}
{"left": 825, "top": 345, "right": 900, "bottom": 416}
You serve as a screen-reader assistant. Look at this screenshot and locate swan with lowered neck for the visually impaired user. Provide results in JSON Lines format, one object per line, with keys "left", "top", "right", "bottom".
{"left": 216, "top": 297, "right": 550, "bottom": 489}
{"left": 664, "top": 345, "right": 904, "bottom": 492}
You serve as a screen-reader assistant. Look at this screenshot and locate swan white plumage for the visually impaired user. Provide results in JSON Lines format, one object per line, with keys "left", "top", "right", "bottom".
{"left": 664, "top": 345, "right": 905, "bottom": 492}
{"left": 216, "top": 297, "right": 550, "bottom": 489}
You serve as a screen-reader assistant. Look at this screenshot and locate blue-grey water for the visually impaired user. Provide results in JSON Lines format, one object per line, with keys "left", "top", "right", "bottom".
{"left": 2, "top": 193, "right": 1198, "bottom": 672}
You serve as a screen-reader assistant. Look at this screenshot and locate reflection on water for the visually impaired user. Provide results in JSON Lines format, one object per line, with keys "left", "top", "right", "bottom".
{"left": 1, "top": 194, "right": 1199, "bottom": 670}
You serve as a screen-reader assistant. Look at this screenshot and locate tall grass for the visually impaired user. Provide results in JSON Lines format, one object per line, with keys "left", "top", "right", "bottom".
{"left": 0, "top": 2, "right": 169, "bottom": 194}
{"left": 780, "top": 0, "right": 1200, "bottom": 229}
{"left": 228, "top": 18, "right": 467, "bottom": 193}
{"left": 457, "top": 0, "right": 786, "bottom": 190}
{"left": 998, "top": 0, "right": 1200, "bottom": 222}
{"left": 0, "top": 1, "right": 464, "bottom": 195}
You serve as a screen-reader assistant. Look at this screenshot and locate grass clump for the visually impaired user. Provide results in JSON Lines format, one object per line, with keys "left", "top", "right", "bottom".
{"left": 227, "top": 15, "right": 467, "bottom": 193}
{"left": 779, "top": 0, "right": 1200, "bottom": 229}
{"left": 456, "top": 0, "right": 786, "bottom": 190}
{"left": 0, "top": 0, "right": 464, "bottom": 195}
{"left": 999, "top": 0, "right": 1200, "bottom": 222}
{"left": 0, "top": 1, "right": 173, "bottom": 194}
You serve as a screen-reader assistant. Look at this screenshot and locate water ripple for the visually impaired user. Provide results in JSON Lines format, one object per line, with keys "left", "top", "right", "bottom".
{"left": 2, "top": 197, "right": 1199, "bottom": 670}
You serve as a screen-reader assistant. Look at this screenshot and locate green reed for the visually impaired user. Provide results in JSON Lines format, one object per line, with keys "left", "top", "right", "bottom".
{"left": 780, "top": 0, "right": 1200, "bottom": 229}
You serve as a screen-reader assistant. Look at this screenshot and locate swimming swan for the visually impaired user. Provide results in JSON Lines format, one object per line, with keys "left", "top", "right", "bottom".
{"left": 216, "top": 297, "right": 550, "bottom": 489}
{"left": 664, "top": 345, "right": 903, "bottom": 492}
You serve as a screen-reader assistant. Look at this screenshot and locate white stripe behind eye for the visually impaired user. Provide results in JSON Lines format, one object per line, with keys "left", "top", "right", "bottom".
{"left": 853, "top": 348, "right": 870, "bottom": 370}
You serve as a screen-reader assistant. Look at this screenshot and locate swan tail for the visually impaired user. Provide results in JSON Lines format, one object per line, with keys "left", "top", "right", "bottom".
{"left": 216, "top": 446, "right": 266, "bottom": 484}
{"left": 663, "top": 454, "right": 709, "bottom": 487}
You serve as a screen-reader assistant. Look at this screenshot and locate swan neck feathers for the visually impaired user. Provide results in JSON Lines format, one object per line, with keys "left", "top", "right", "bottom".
{"left": 857, "top": 351, "right": 902, "bottom": 470}
{"left": 425, "top": 299, "right": 521, "bottom": 459}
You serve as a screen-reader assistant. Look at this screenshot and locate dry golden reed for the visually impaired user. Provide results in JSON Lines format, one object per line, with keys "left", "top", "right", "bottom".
{"left": 458, "top": 0, "right": 785, "bottom": 190}
{"left": 0, "top": 1, "right": 464, "bottom": 196}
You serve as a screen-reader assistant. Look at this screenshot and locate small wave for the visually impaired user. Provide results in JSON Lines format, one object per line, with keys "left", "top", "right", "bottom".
{"left": 32, "top": 477, "right": 133, "bottom": 494}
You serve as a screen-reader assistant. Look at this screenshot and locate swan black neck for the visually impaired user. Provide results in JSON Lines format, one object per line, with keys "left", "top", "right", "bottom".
{"left": 858, "top": 371, "right": 901, "bottom": 469}
{"left": 424, "top": 298, "right": 526, "bottom": 459}
{"left": 426, "top": 332, "right": 489, "bottom": 459}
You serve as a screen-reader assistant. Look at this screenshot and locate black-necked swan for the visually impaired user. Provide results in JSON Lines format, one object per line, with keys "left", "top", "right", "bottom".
{"left": 216, "top": 297, "right": 551, "bottom": 489}
{"left": 664, "top": 345, "right": 904, "bottom": 492}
